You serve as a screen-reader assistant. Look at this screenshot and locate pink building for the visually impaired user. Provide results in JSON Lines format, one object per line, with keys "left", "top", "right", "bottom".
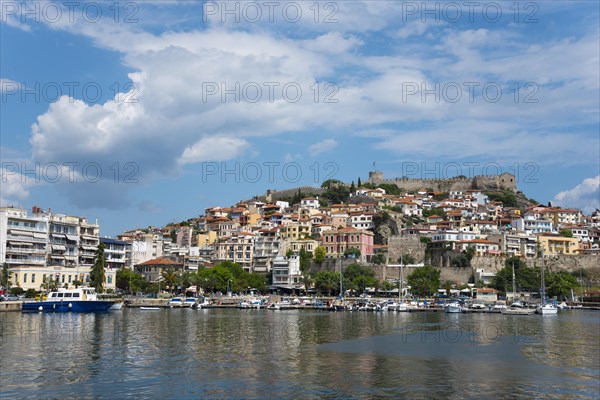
{"left": 321, "top": 227, "right": 374, "bottom": 262}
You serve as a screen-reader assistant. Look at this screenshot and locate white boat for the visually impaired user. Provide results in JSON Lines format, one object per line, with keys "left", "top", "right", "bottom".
{"left": 109, "top": 301, "right": 123, "bottom": 310}
{"left": 502, "top": 265, "right": 535, "bottom": 315}
{"left": 502, "top": 301, "right": 536, "bottom": 315}
{"left": 444, "top": 301, "right": 463, "bottom": 313}
{"left": 557, "top": 302, "right": 569, "bottom": 310}
{"left": 196, "top": 297, "right": 210, "bottom": 309}
{"left": 140, "top": 306, "right": 161, "bottom": 310}
{"left": 239, "top": 298, "right": 263, "bottom": 309}
{"left": 184, "top": 298, "right": 197, "bottom": 308}
{"left": 536, "top": 248, "right": 558, "bottom": 315}
{"left": 537, "top": 303, "right": 558, "bottom": 315}
{"left": 492, "top": 300, "right": 508, "bottom": 312}
{"left": 470, "top": 299, "right": 487, "bottom": 310}
{"left": 168, "top": 297, "right": 184, "bottom": 308}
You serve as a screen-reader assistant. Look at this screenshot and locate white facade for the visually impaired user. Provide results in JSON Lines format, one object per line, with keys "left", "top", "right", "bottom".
{"left": 0, "top": 207, "right": 49, "bottom": 267}
{"left": 271, "top": 255, "right": 302, "bottom": 288}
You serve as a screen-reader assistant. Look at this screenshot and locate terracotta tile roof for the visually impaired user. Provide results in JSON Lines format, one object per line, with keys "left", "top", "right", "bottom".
{"left": 138, "top": 257, "right": 181, "bottom": 266}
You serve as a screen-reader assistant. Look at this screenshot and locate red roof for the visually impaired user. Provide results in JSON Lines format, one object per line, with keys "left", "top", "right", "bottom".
{"left": 138, "top": 257, "right": 181, "bottom": 266}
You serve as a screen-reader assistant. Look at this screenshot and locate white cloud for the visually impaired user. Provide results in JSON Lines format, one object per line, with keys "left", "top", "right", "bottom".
{"left": 17, "top": 1, "right": 600, "bottom": 208}
{"left": 178, "top": 136, "right": 249, "bottom": 165}
{"left": 308, "top": 139, "right": 337, "bottom": 157}
{"left": 553, "top": 176, "right": 600, "bottom": 214}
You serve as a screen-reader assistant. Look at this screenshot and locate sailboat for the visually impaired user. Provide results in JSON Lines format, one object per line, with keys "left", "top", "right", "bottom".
{"left": 536, "top": 247, "right": 558, "bottom": 315}
{"left": 502, "top": 259, "right": 535, "bottom": 315}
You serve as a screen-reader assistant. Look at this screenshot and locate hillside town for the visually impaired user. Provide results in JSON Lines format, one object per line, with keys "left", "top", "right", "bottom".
{"left": 1, "top": 172, "right": 599, "bottom": 296}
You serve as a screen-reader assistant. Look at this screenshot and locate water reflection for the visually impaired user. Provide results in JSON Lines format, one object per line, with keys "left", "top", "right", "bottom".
{"left": 0, "top": 309, "right": 598, "bottom": 399}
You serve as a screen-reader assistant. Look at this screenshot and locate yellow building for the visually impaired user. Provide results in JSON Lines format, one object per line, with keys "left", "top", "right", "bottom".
{"left": 9, "top": 265, "right": 116, "bottom": 292}
{"left": 536, "top": 234, "right": 579, "bottom": 255}
{"left": 196, "top": 231, "right": 218, "bottom": 247}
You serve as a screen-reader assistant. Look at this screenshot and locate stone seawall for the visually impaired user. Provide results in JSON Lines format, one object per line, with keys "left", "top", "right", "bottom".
{"left": 309, "top": 253, "right": 598, "bottom": 286}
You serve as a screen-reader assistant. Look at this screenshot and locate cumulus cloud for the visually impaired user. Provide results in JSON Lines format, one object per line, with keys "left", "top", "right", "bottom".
{"left": 16, "top": 1, "right": 600, "bottom": 210}
{"left": 178, "top": 137, "right": 250, "bottom": 165}
{"left": 553, "top": 176, "right": 600, "bottom": 214}
{"left": 308, "top": 139, "right": 337, "bottom": 157}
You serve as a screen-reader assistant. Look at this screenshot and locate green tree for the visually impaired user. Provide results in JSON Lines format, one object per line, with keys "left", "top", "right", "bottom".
{"left": 246, "top": 273, "right": 267, "bottom": 292}
{"left": 116, "top": 268, "right": 146, "bottom": 294}
{"left": 357, "top": 177, "right": 362, "bottom": 187}
{"left": 451, "top": 253, "right": 470, "bottom": 268}
{"left": 491, "top": 257, "right": 539, "bottom": 294}
{"left": 353, "top": 275, "right": 376, "bottom": 294}
{"left": 1, "top": 263, "right": 12, "bottom": 290}
{"left": 315, "top": 271, "right": 340, "bottom": 296}
{"left": 344, "top": 247, "right": 361, "bottom": 258}
{"left": 546, "top": 271, "right": 578, "bottom": 299}
{"left": 299, "top": 248, "right": 313, "bottom": 272}
{"left": 161, "top": 268, "right": 179, "bottom": 294}
{"left": 407, "top": 265, "right": 441, "bottom": 297}
{"left": 398, "top": 253, "right": 416, "bottom": 265}
{"left": 423, "top": 208, "right": 446, "bottom": 218}
{"left": 314, "top": 246, "right": 326, "bottom": 264}
{"left": 372, "top": 253, "right": 386, "bottom": 265}
{"left": 90, "top": 242, "right": 106, "bottom": 293}
{"left": 559, "top": 229, "right": 573, "bottom": 238}
{"left": 377, "top": 183, "right": 401, "bottom": 195}
{"left": 441, "top": 279, "right": 455, "bottom": 296}
{"left": 301, "top": 272, "right": 314, "bottom": 293}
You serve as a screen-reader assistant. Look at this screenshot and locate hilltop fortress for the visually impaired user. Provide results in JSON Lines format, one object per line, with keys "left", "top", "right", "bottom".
{"left": 255, "top": 171, "right": 517, "bottom": 203}
{"left": 367, "top": 171, "right": 517, "bottom": 193}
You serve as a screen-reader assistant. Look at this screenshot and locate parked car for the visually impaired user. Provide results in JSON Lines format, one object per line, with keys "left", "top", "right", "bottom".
{"left": 0, "top": 294, "right": 19, "bottom": 301}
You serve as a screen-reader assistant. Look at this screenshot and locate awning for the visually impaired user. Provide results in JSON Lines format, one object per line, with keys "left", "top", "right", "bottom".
{"left": 52, "top": 233, "right": 66, "bottom": 238}
{"left": 65, "top": 234, "right": 79, "bottom": 242}
{"left": 8, "top": 241, "right": 33, "bottom": 246}
{"left": 10, "top": 230, "right": 34, "bottom": 237}
{"left": 81, "top": 245, "right": 97, "bottom": 250}
{"left": 33, "top": 232, "right": 47, "bottom": 239}
{"left": 52, "top": 245, "right": 66, "bottom": 251}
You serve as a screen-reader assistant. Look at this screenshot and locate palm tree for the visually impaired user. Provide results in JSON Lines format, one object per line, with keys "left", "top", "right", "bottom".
{"left": 161, "top": 268, "right": 178, "bottom": 295}
{"left": 442, "top": 279, "right": 454, "bottom": 296}
{"left": 301, "top": 272, "right": 314, "bottom": 294}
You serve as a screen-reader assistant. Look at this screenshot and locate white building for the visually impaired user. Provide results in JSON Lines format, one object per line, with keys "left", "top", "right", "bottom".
{"left": 300, "top": 197, "right": 320, "bottom": 209}
{"left": 0, "top": 206, "right": 49, "bottom": 267}
{"left": 271, "top": 255, "right": 303, "bottom": 290}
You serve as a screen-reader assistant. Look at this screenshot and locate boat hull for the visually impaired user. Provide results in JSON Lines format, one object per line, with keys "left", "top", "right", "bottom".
{"left": 502, "top": 308, "right": 536, "bottom": 315}
{"left": 22, "top": 300, "right": 114, "bottom": 313}
{"left": 536, "top": 305, "right": 558, "bottom": 315}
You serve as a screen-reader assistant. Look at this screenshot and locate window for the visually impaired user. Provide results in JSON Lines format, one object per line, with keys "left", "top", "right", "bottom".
{"left": 108, "top": 276, "right": 112, "bottom": 284}
{"left": 31, "top": 273, "right": 35, "bottom": 283}
{"left": 69, "top": 275, "right": 72, "bottom": 283}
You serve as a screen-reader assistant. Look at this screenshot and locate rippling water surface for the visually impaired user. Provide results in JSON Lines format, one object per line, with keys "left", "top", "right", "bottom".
{"left": 1, "top": 309, "right": 598, "bottom": 399}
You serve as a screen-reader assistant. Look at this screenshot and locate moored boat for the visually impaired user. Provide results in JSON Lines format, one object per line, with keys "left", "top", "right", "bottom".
{"left": 168, "top": 297, "right": 184, "bottom": 307}
{"left": 444, "top": 300, "right": 463, "bottom": 313}
{"left": 22, "top": 287, "right": 114, "bottom": 313}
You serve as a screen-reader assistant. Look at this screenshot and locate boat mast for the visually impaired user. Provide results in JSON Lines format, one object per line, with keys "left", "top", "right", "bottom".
{"left": 339, "top": 257, "right": 343, "bottom": 301}
{"left": 511, "top": 259, "right": 516, "bottom": 303}
{"left": 399, "top": 253, "right": 404, "bottom": 303}
{"left": 540, "top": 246, "right": 546, "bottom": 306}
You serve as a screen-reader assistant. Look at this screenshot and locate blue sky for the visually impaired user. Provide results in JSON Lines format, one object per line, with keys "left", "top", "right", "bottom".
{"left": 1, "top": 1, "right": 599, "bottom": 236}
